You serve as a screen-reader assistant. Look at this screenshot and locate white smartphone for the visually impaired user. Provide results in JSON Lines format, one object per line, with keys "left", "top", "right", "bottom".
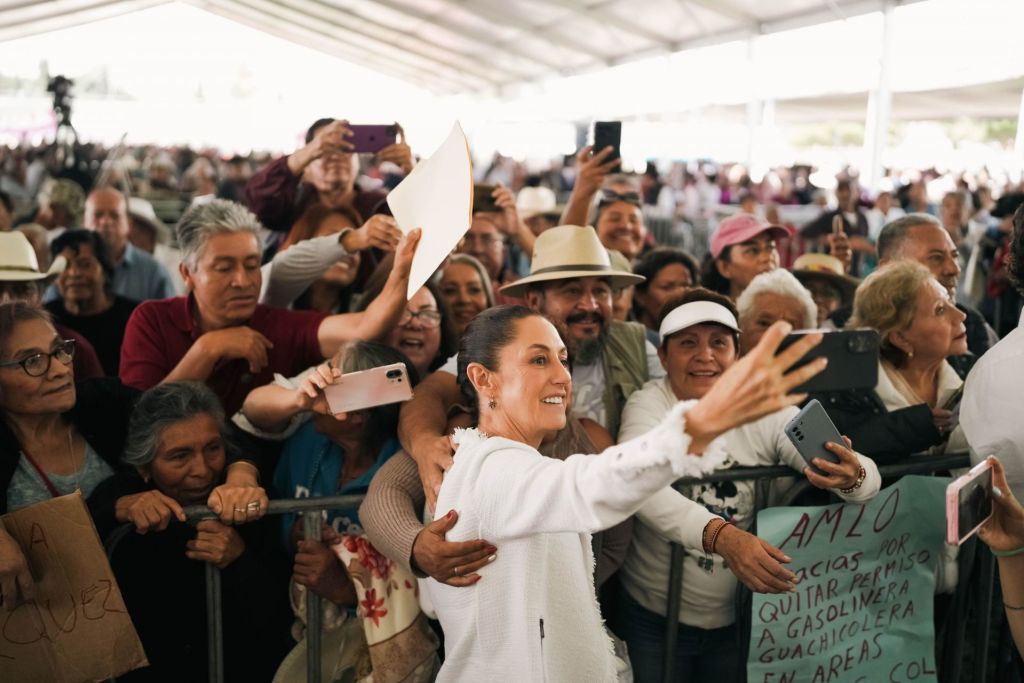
{"left": 945, "top": 460, "right": 994, "bottom": 545}
{"left": 322, "top": 362, "right": 413, "bottom": 414}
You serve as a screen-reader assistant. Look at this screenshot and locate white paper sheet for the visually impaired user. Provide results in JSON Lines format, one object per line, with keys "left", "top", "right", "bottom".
{"left": 387, "top": 122, "right": 473, "bottom": 299}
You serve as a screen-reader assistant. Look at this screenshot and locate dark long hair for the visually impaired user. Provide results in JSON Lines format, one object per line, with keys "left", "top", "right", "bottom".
{"left": 456, "top": 305, "right": 538, "bottom": 419}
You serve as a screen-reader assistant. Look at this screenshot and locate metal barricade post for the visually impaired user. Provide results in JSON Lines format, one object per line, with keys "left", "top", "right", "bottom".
{"left": 661, "top": 453, "right": 974, "bottom": 682}
{"left": 183, "top": 494, "right": 366, "bottom": 683}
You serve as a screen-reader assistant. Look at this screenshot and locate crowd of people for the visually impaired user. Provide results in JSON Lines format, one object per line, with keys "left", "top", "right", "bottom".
{"left": 0, "top": 119, "right": 1023, "bottom": 682}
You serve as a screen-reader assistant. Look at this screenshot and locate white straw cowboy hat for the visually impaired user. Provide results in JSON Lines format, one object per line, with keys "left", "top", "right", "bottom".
{"left": 0, "top": 231, "right": 66, "bottom": 282}
{"left": 500, "top": 225, "right": 644, "bottom": 298}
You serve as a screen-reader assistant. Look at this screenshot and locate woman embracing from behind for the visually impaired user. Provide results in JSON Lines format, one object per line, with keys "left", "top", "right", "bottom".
{"left": 424, "top": 304, "right": 828, "bottom": 681}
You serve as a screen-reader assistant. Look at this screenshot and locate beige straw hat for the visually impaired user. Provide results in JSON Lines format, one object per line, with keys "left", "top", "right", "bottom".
{"left": 499, "top": 225, "right": 644, "bottom": 298}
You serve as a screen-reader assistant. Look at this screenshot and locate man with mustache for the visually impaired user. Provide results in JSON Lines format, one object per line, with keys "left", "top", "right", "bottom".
{"left": 828, "top": 213, "right": 997, "bottom": 376}
{"left": 398, "top": 225, "right": 665, "bottom": 506}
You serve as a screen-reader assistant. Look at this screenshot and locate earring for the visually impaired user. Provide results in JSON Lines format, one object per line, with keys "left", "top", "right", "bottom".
{"left": 907, "top": 349, "right": 914, "bottom": 359}
{"left": 487, "top": 398, "right": 497, "bottom": 410}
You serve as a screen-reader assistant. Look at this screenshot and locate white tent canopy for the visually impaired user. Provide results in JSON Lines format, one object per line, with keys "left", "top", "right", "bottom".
{"left": 1, "top": 0, "right": 932, "bottom": 95}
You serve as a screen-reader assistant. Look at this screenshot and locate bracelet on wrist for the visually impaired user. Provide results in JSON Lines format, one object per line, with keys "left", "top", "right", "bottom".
{"left": 839, "top": 466, "right": 867, "bottom": 495}
{"left": 708, "top": 520, "right": 731, "bottom": 556}
{"left": 991, "top": 546, "right": 1024, "bottom": 558}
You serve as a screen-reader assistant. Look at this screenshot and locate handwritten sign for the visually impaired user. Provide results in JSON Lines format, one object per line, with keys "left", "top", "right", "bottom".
{"left": 0, "top": 492, "right": 147, "bottom": 682}
{"left": 748, "top": 476, "right": 948, "bottom": 683}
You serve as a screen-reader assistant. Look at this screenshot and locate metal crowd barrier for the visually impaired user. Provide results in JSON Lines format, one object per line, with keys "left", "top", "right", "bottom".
{"left": 158, "top": 453, "right": 993, "bottom": 683}
{"left": 181, "top": 494, "right": 367, "bottom": 683}
{"left": 659, "top": 453, "right": 980, "bottom": 683}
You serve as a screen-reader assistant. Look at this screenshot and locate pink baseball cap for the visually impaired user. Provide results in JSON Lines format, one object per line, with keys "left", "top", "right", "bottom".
{"left": 710, "top": 213, "right": 792, "bottom": 259}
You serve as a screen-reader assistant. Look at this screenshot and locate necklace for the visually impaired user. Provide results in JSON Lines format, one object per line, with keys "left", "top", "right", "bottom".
{"left": 20, "top": 426, "right": 81, "bottom": 498}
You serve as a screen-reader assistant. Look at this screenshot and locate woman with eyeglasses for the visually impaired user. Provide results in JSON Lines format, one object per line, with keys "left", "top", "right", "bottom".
{"left": 0, "top": 301, "right": 139, "bottom": 515}
{"left": 354, "top": 257, "right": 458, "bottom": 380}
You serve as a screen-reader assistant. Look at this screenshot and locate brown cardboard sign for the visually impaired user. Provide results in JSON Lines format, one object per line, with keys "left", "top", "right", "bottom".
{"left": 0, "top": 492, "right": 148, "bottom": 683}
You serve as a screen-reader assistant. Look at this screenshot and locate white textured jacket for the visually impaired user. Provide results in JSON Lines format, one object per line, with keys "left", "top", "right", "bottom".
{"left": 425, "top": 401, "right": 725, "bottom": 682}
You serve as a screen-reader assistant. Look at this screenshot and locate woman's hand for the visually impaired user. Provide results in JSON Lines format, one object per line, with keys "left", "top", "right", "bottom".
{"left": 0, "top": 526, "right": 34, "bottom": 611}
{"left": 978, "top": 457, "right": 1024, "bottom": 553}
{"left": 573, "top": 145, "right": 620, "bottom": 199}
{"left": 186, "top": 520, "right": 245, "bottom": 569}
{"left": 714, "top": 524, "right": 797, "bottom": 594}
{"left": 932, "top": 408, "right": 955, "bottom": 435}
{"left": 295, "top": 362, "right": 342, "bottom": 416}
{"left": 294, "top": 527, "right": 356, "bottom": 606}
{"left": 341, "top": 215, "right": 403, "bottom": 253}
{"left": 412, "top": 510, "right": 496, "bottom": 587}
{"left": 375, "top": 123, "right": 413, "bottom": 174}
{"left": 208, "top": 463, "right": 268, "bottom": 525}
{"left": 116, "top": 490, "right": 187, "bottom": 534}
{"left": 803, "top": 436, "right": 862, "bottom": 491}
{"left": 686, "top": 322, "right": 825, "bottom": 451}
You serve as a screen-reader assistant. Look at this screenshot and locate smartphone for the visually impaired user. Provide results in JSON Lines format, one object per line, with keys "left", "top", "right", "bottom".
{"left": 593, "top": 121, "right": 622, "bottom": 162}
{"left": 348, "top": 124, "right": 398, "bottom": 154}
{"left": 832, "top": 215, "right": 845, "bottom": 236}
{"left": 784, "top": 399, "right": 843, "bottom": 475}
{"left": 776, "top": 328, "right": 879, "bottom": 394}
{"left": 946, "top": 460, "right": 994, "bottom": 545}
{"left": 473, "top": 184, "right": 500, "bottom": 213}
{"left": 322, "top": 362, "right": 413, "bottom": 414}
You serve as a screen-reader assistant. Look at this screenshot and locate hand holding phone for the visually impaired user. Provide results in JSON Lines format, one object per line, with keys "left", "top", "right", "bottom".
{"left": 785, "top": 399, "right": 844, "bottom": 475}
{"left": 348, "top": 124, "right": 398, "bottom": 154}
{"left": 593, "top": 121, "right": 622, "bottom": 163}
{"left": 473, "top": 184, "right": 500, "bottom": 213}
{"left": 947, "top": 460, "right": 994, "bottom": 545}
{"left": 322, "top": 362, "right": 413, "bottom": 414}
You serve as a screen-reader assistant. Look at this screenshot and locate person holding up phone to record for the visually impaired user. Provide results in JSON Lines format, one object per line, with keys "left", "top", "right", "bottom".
{"left": 616, "top": 289, "right": 879, "bottom": 681}
{"left": 245, "top": 117, "right": 413, "bottom": 237}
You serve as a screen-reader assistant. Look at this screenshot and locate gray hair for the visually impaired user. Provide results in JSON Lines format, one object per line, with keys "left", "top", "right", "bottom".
{"left": 877, "top": 213, "right": 941, "bottom": 261}
{"left": 176, "top": 199, "right": 263, "bottom": 269}
{"left": 123, "top": 381, "right": 230, "bottom": 469}
{"left": 736, "top": 269, "right": 816, "bottom": 329}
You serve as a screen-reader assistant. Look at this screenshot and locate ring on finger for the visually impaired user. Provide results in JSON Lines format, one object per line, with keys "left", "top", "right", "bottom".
{"left": 246, "top": 501, "right": 261, "bottom": 512}
{"left": 452, "top": 566, "right": 460, "bottom": 577}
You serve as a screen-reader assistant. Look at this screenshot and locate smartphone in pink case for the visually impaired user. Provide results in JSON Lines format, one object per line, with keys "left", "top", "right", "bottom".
{"left": 945, "top": 459, "right": 993, "bottom": 545}
{"left": 322, "top": 362, "right": 413, "bottom": 415}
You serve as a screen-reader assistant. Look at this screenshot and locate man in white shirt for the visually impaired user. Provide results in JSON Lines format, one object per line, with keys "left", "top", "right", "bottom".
{"left": 961, "top": 205, "right": 1024, "bottom": 501}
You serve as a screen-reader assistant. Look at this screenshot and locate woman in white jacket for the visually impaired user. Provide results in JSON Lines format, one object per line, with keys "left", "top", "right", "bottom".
{"left": 423, "top": 304, "right": 845, "bottom": 682}
{"left": 616, "top": 288, "right": 881, "bottom": 682}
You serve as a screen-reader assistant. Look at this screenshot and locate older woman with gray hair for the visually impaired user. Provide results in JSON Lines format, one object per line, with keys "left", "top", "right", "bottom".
{"left": 90, "top": 381, "right": 292, "bottom": 683}
{"left": 735, "top": 268, "right": 817, "bottom": 354}
{"left": 811, "top": 261, "right": 968, "bottom": 465}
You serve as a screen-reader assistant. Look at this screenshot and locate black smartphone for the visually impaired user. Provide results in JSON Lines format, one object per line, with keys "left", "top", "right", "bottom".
{"left": 593, "top": 121, "right": 622, "bottom": 162}
{"left": 347, "top": 124, "right": 398, "bottom": 154}
{"left": 473, "top": 184, "right": 500, "bottom": 213}
{"left": 776, "top": 328, "right": 879, "bottom": 394}
{"left": 784, "top": 399, "right": 844, "bottom": 475}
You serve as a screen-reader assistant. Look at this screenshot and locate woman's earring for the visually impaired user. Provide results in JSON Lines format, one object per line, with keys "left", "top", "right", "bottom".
{"left": 907, "top": 349, "right": 914, "bottom": 359}
{"left": 488, "top": 398, "right": 497, "bottom": 410}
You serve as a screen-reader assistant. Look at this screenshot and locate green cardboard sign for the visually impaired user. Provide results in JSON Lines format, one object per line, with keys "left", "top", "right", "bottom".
{"left": 748, "top": 476, "right": 948, "bottom": 683}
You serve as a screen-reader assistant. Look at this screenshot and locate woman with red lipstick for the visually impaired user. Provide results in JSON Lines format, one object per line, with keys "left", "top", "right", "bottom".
{"left": 812, "top": 260, "right": 970, "bottom": 464}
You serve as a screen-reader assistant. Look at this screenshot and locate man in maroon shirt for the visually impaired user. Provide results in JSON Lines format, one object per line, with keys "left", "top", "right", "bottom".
{"left": 245, "top": 118, "right": 413, "bottom": 234}
{"left": 119, "top": 200, "right": 420, "bottom": 414}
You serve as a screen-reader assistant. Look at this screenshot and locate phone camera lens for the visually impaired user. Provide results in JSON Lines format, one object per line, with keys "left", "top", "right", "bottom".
{"left": 386, "top": 369, "right": 401, "bottom": 379}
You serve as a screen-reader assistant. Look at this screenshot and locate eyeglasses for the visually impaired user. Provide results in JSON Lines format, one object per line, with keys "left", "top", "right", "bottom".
{"left": 598, "top": 190, "right": 642, "bottom": 207}
{"left": 0, "top": 339, "right": 76, "bottom": 377}
{"left": 398, "top": 309, "right": 442, "bottom": 328}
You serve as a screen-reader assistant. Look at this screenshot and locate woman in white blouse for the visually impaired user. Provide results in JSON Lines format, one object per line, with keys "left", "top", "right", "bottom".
{"left": 423, "top": 303, "right": 838, "bottom": 682}
{"left": 616, "top": 289, "right": 881, "bottom": 683}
